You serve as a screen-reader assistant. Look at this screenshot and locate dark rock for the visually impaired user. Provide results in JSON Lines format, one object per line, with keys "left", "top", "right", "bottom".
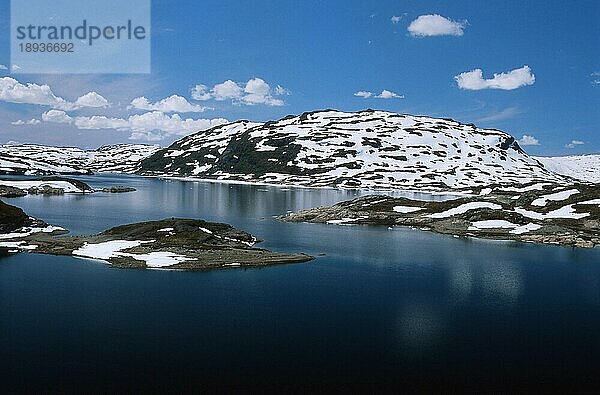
{"left": 28, "top": 186, "right": 64, "bottom": 195}
{"left": 0, "top": 186, "right": 27, "bottom": 197}
{"left": 101, "top": 186, "right": 136, "bottom": 193}
{"left": 0, "top": 200, "right": 31, "bottom": 233}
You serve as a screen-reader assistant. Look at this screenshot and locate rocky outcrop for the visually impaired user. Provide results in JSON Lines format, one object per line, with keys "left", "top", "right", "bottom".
{"left": 100, "top": 186, "right": 136, "bottom": 193}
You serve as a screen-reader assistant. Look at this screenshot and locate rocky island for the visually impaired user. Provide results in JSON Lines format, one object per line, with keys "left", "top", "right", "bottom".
{"left": 0, "top": 177, "right": 136, "bottom": 196}
{"left": 0, "top": 201, "right": 312, "bottom": 270}
{"left": 279, "top": 182, "right": 600, "bottom": 248}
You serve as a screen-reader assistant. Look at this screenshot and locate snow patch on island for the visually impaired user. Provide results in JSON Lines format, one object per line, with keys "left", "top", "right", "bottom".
{"left": 427, "top": 202, "right": 502, "bottom": 219}
{"left": 73, "top": 240, "right": 152, "bottom": 260}
{"left": 0, "top": 225, "right": 64, "bottom": 240}
{"left": 516, "top": 205, "right": 590, "bottom": 220}
{"left": 393, "top": 205, "right": 423, "bottom": 213}
{"left": 73, "top": 239, "right": 192, "bottom": 268}
{"left": 531, "top": 189, "right": 579, "bottom": 207}
{"left": 468, "top": 220, "right": 542, "bottom": 235}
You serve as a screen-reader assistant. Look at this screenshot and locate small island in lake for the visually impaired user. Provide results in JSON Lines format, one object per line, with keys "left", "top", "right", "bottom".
{"left": 0, "top": 200, "right": 312, "bottom": 270}
{"left": 0, "top": 177, "right": 136, "bottom": 196}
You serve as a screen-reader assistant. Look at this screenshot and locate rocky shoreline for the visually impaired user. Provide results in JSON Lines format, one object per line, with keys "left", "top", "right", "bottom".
{"left": 278, "top": 182, "right": 600, "bottom": 248}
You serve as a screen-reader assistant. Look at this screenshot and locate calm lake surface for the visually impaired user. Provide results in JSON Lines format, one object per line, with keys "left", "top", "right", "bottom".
{"left": 2, "top": 175, "right": 600, "bottom": 392}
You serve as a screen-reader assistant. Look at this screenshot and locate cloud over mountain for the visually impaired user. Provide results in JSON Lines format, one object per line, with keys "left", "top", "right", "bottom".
{"left": 354, "top": 89, "right": 403, "bottom": 99}
{"left": 130, "top": 95, "right": 209, "bottom": 113}
{"left": 191, "top": 78, "right": 287, "bottom": 106}
{"left": 518, "top": 135, "right": 540, "bottom": 146}
{"left": 41, "top": 109, "right": 228, "bottom": 142}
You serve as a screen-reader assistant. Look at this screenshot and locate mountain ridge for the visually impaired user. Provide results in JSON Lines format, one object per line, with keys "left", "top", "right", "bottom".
{"left": 137, "top": 109, "right": 567, "bottom": 190}
{"left": 534, "top": 154, "right": 600, "bottom": 184}
{"left": 0, "top": 109, "right": 596, "bottom": 189}
{"left": 0, "top": 143, "right": 161, "bottom": 175}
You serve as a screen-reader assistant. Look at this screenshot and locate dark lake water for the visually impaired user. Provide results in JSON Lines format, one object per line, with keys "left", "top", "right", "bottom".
{"left": 2, "top": 175, "right": 600, "bottom": 392}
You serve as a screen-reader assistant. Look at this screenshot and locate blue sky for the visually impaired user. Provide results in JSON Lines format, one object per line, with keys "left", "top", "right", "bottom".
{"left": 0, "top": 0, "right": 598, "bottom": 155}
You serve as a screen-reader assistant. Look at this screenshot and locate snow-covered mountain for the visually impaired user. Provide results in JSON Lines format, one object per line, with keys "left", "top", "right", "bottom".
{"left": 534, "top": 155, "right": 600, "bottom": 184}
{"left": 0, "top": 144, "right": 161, "bottom": 175}
{"left": 138, "top": 109, "right": 567, "bottom": 189}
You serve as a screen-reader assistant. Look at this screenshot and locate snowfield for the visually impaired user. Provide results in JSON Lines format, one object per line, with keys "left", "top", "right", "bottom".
{"left": 0, "top": 143, "right": 161, "bottom": 175}
{"left": 535, "top": 155, "right": 600, "bottom": 183}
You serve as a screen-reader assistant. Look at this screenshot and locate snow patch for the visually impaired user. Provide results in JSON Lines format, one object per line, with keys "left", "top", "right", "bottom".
{"left": 73, "top": 239, "right": 192, "bottom": 268}
{"left": 73, "top": 240, "right": 152, "bottom": 260}
{"left": 393, "top": 205, "right": 423, "bottom": 213}
{"left": 468, "top": 220, "right": 542, "bottom": 235}
{"left": 516, "top": 205, "right": 590, "bottom": 220}
{"left": 427, "top": 202, "right": 502, "bottom": 219}
{"left": 531, "top": 189, "right": 579, "bottom": 207}
{"left": 0, "top": 225, "right": 64, "bottom": 240}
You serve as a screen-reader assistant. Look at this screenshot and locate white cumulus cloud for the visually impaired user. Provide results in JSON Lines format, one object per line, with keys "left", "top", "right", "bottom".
{"left": 41, "top": 109, "right": 228, "bottom": 142}
{"left": 11, "top": 118, "right": 41, "bottom": 126}
{"left": 354, "top": 89, "right": 403, "bottom": 99}
{"left": 190, "top": 84, "right": 212, "bottom": 101}
{"left": 243, "top": 78, "right": 284, "bottom": 106}
{"left": 42, "top": 110, "right": 74, "bottom": 124}
{"left": 0, "top": 64, "right": 8, "bottom": 70}
{"left": 518, "top": 135, "right": 540, "bottom": 146}
{"left": 130, "top": 95, "right": 209, "bottom": 113}
{"left": 74, "top": 92, "right": 109, "bottom": 108}
{"left": 127, "top": 112, "right": 227, "bottom": 136}
{"left": 375, "top": 89, "right": 403, "bottom": 99}
{"left": 391, "top": 15, "right": 402, "bottom": 24}
{"left": 0, "top": 77, "right": 110, "bottom": 110}
{"left": 212, "top": 80, "right": 244, "bottom": 101}
{"left": 191, "top": 78, "right": 287, "bottom": 106}
{"left": 73, "top": 115, "right": 129, "bottom": 130}
{"left": 0, "top": 77, "right": 73, "bottom": 110}
{"left": 455, "top": 66, "right": 535, "bottom": 90}
{"left": 408, "top": 14, "right": 466, "bottom": 37}
{"left": 354, "top": 91, "right": 373, "bottom": 98}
